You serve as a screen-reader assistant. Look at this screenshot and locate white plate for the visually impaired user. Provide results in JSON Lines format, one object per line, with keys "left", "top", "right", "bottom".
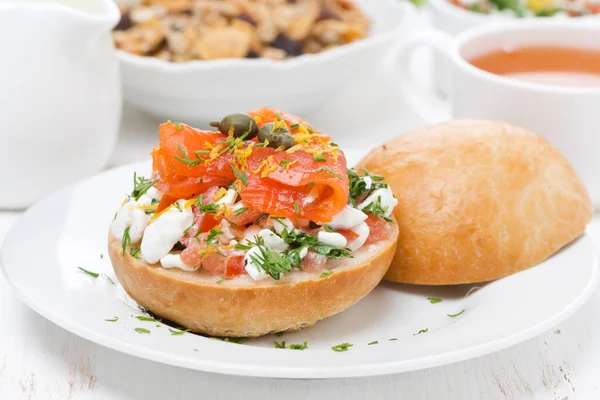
{"left": 1, "top": 159, "right": 598, "bottom": 379}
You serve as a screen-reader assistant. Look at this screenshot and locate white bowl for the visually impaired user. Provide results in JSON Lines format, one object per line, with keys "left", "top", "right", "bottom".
{"left": 428, "top": 0, "right": 600, "bottom": 95}
{"left": 117, "top": 0, "right": 416, "bottom": 123}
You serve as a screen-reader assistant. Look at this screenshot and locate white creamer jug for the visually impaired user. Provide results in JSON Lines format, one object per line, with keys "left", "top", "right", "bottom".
{"left": 0, "top": 0, "right": 121, "bottom": 208}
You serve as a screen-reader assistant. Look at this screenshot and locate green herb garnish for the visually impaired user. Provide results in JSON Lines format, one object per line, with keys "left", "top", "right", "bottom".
{"left": 135, "top": 316, "right": 157, "bottom": 322}
{"left": 134, "top": 328, "right": 150, "bottom": 334}
{"left": 361, "top": 195, "right": 392, "bottom": 222}
{"left": 233, "top": 207, "right": 248, "bottom": 216}
{"left": 347, "top": 168, "right": 388, "bottom": 207}
{"left": 183, "top": 223, "right": 195, "bottom": 235}
{"left": 198, "top": 203, "right": 219, "bottom": 214}
{"left": 234, "top": 243, "right": 252, "bottom": 251}
{"left": 293, "top": 201, "right": 300, "bottom": 215}
{"left": 223, "top": 337, "right": 246, "bottom": 344}
{"left": 275, "top": 332, "right": 285, "bottom": 337}
{"left": 216, "top": 278, "right": 225, "bottom": 284}
{"left": 290, "top": 124, "right": 300, "bottom": 130}
{"left": 389, "top": 338, "right": 398, "bottom": 341}
{"left": 248, "top": 237, "right": 297, "bottom": 280}
{"left": 316, "top": 167, "right": 341, "bottom": 179}
{"left": 232, "top": 165, "right": 248, "bottom": 186}
{"left": 313, "top": 154, "right": 327, "bottom": 162}
{"left": 320, "top": 271, "right": 333, "bottom": 278}
{"left": 289, "top": 342, "right": 308, "bottom": 350}
{"left": 174, "top": 144, "right": 204, "bottom": 167}
{"left": 274, "top": 341, "right": 287, "bottom": 349}
{"left": 414, "top": 328, "right": 428, "bottom": 335}
{"left": 447, "top": 310, "right": 465, "bottom": 319}
{"left": 105, "top": 316, "right": 119, "bottom": 322}
{"left": 174, "top": 202, "right": 183, "bottom": 212}
{"left": 279, "top": 229, "right": 353, "bottom": 261}
{"left": 368, "top": 341, "right": 378, "bottom": 345}
{"left": 175, "top": 122, "right": 182, "bottom": 131}
{"left": 77, "top": 267, "right": 114, "bottom": 284}
{"left": 331, "top": 343, "right": 353, "bottom": 352}
{"left": 323, "top": 225, "right": 333, "bottom": 232}
{"left": 428, "top": 297, "right": 442, "bottom": 304}
{"left": 194, "top": 194, "right": 204, "bottom": 207}
{"left": 206, "top": 228, "right": 223, "bottom": 246}
{"left": 78, "top": 267, "right": 99, "bottom": 278}
{"left": 121, "top": 227, "right": 131, "bottom": 256}
{"left": 131, "top": 172, "right": 159, "bottom": 201}
{"left": 279, "top": 160, "right": 290, "bottom": 172}
{"left": 169, "top": 328, "right": 190, "bottom": 336}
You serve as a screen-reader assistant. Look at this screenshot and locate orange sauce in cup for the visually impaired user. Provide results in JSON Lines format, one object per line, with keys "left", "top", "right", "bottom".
{"left": 469, "top": 46, "right": 600, "bottom": 87}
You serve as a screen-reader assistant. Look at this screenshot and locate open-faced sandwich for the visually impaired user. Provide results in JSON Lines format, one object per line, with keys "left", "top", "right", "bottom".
{"left": 108, "top": 108, "right": 399, "bottom": 337}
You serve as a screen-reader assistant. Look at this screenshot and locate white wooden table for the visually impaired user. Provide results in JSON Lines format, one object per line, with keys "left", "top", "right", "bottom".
{"left": 2, "top": 62, "right": 600, "bottom": 399}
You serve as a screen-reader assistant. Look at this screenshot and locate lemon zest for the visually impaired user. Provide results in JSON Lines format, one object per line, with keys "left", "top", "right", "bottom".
{"left": 184, "top": 198, "right": 196, "bottom": 209}
{"left": 214, "top": 187, "right": 227, "bottom": 201}
{"left": 286, "top": 160, "right": 299, "bottom": 171}
{"left": 150, "top": 203, "right": 174, "bottom": 222}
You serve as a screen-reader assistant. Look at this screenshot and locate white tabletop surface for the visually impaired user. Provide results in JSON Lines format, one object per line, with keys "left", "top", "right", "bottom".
{"left": 3, "top": 18, "right": 600, "bottom": 399}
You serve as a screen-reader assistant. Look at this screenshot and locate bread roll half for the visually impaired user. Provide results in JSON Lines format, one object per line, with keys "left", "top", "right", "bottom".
{"left": 358, "top": 120, "right": 592, "bottom": 285}
{"left": 108, "top": 218, "right": 398, "bottom": 337}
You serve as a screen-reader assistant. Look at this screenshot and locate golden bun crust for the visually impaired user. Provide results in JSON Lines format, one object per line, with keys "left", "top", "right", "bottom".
{"left": 108, "top": 219, "right": 398, "bottom": 337}
{"left": 358, "top": 120, "right": 592, "bottom": 285}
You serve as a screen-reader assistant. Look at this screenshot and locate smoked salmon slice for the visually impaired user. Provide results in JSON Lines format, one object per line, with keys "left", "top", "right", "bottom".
{"left": 151, "top": 109, "right": 349, "bottom": 221}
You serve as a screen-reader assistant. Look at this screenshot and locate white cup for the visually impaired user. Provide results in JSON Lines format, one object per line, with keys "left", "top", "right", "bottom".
{"left": 385, "top": 21, "right": 600, "bottom": 207}
{"left": 428, "top": 0, "right": 600, "bottom": 96}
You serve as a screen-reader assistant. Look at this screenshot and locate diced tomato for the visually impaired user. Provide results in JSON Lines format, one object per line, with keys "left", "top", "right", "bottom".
{"left": 180, "top": 233, "right": 207, "bottom": 266}
{"left": 199, "top": 213, "right": 223, "bottom": 233}
{"left": 201, "top": 252, "right": 228, "bottom": 275}
{"left": 225, "top": 255, "right": 246, "bottom": 277}
{"left": 156, "top": 193, "right": 179, "bottom": 213}
{"left": 300, "top": 250, "right": 328, "bottom": 272}
{"left": 364, "top": 215, "right": 390, "bottom": 245}
{"left": 337, "top": 229, "right": 360, "bottom": 243}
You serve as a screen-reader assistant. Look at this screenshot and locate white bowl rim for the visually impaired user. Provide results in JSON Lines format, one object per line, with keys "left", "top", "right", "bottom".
{"left": 116, "top": 0, "right": 416, "bottom": 72}
{"left": 450, "top": 20, "right": 600, "bottom": 94}
{"left": 429, "top": 0, "right": 600, "bottom": 23}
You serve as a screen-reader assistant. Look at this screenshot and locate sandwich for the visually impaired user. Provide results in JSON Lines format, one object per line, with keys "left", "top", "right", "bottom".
{"left": 108, "top": 108, "right": 399, "bottom": 337}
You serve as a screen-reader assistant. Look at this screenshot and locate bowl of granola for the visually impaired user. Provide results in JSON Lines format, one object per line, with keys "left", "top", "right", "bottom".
{"left": 113, "top": 0, "right": 416, "bottom": 122}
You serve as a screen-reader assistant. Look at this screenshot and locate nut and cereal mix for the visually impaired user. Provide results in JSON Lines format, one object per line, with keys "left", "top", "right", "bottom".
{"left": 113, "top": 0, "right": 370, "bottom": 61}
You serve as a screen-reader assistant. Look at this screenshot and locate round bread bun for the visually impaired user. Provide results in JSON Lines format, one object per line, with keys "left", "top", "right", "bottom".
{"left": 357, "top": 120, "right": 592, "bottom": 285}
{"left": 108, "top": 219, "right": 398, "bottom": 337}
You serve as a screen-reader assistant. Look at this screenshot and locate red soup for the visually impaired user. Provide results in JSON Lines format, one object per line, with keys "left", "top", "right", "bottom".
{"left": 469, "top": 46, "right": 600, "bottom": 87}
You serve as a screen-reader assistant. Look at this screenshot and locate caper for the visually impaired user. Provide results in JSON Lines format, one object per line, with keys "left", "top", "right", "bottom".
{"left": 257, "top": 123, "right": 295, "bottom": 150}
{"left": 209, "top": 113, "right": 258, "bottom": 139}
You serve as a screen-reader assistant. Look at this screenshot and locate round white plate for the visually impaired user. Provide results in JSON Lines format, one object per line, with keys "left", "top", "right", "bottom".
{"left": 1, "top": 158, "right": 598, "bottom": 379}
